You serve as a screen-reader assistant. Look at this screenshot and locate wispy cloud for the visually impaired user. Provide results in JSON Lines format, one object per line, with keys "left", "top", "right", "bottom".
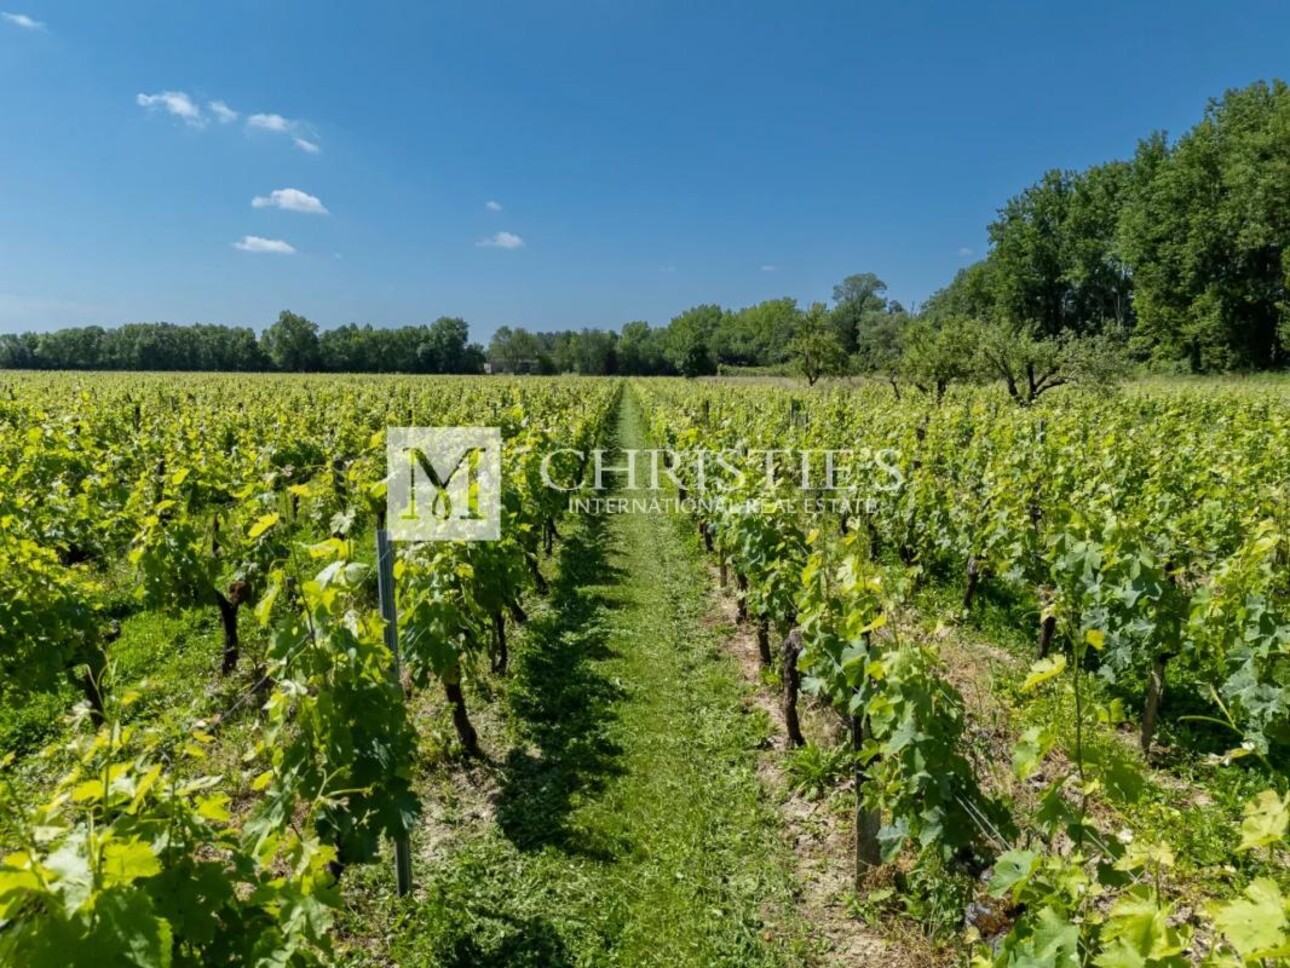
{"left": 246, "top": 112, "right": 292, "bottom": 132}
{"left": 244, "top": 113, "right": 321, "bottom": 152}
{"left": 208, "top": 100, "right": 238, "bottom": 124}
{"left": 660, "top": 265, "right": 677, "bottom": 273}
{"left": 233, "top": 235, "right": 296, "bottom": 254}
{"left": 137, "top": 95, "right": 322, "bottom": 151}
{"left": 2, "top": 11, "right": 44, "bottom": 30}
{"left": 485, "top": 200, "right": 502, "bottom": 212}
{"left": 137, "top": 91, "right": 205, "bottom": 127}
{"left": 760, "top": 264, "right": 777, "bottom": 272}
{"left": 958, "top": 246, "right": 974, "bottom": 257}
{"left": 477, "top": 231, "right": 524, "bottom": 249}
{"left": 252, "top": 188, "right": 328, "bottom": 214}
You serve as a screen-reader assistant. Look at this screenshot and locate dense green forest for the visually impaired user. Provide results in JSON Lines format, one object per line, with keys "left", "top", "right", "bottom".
{"left": 5, "top": 79, "right": 1289, "bottom": 379}
{"left": 0, "top": 314, "right": 488, "bottom": 374}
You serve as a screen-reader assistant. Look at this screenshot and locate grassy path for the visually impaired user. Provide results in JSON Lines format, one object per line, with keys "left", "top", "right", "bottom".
{"left": 347, "top": 388, "right": 810, "bottom": 967}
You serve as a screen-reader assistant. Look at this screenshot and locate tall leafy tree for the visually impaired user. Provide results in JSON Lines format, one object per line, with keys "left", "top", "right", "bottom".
{"left": 487, "top": 326, "right": 542, "bottom": 373}
{"left": 712, "top": 298, "right": 802, "bottom": 366}
{"left": 573, "top": 328, "right": 618, "bottom": 375}
{"left": 423, "top": 316, "right": 474, "bottom": 373}
{"left": 921, "top": 261, "right": 999, "bottom": 323}
{"left": 260, "top": 311, "right": 321, "bottom": 372}
{"left": 665, "top": 305, "right": 722, "bottom": 377}
{"left": 830, "top": 273, "right": 889, "bottom": 353}
{"left": 1120, "top": 80, "right": 1290, "bottom": 370}
{"left": 617, "top": 321, "right": 670, "bottom": 375}
{"left": 988, "top": 170, "right": 1075, "bottom": 337}
{"left": 853, "top": 308, "right": 909, "bottom": 379}
{"left": 986, "top": 164, "right": 1134, "bottom": 340}
{"left": 1064, "top": 161, "right": 1134, "bottom": 332}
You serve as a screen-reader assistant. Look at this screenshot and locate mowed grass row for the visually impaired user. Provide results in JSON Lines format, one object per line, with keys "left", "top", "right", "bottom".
{"left": 337, "top": 390, "right": 812, "bottom": 967}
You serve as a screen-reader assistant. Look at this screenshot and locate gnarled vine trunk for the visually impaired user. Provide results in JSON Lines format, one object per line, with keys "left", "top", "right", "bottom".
{"left": 491, "top": 609, "right": 508, "bottom": 675}
{"left": 216, "top": 592, "right": 240, "bottom": 675}
{"left": 1037, "top": 614, "right": 1057, "bottom": 659}
{"left": 443, "top": 668, "right": 480, "bottom": 756}
{"left": 1140, "top": 654, "right": 1170, "bottom": 755}
{"left": 782, "top": 628, "right": 804, "bottom": 748}
{"left": 963, "top": 557, "right": 981, "bottom": 611}
{"left": 756, "top": 614, "right": 772, "bottom": 668}
{"left": 216, "top": 580, "right": 250, "bottom": 675}
{"left": 528, "top": 554, "right": 549, "bottom": 595}
{"left": 865, "top": 518, "right": 882, "bottom": 560}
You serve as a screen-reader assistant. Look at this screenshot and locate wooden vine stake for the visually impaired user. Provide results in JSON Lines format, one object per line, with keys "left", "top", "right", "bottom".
{"left": 853, "top": 630, "right": 881, "bottom": 888}
{"left": 375, "top": 528, "right": 414, "bottom": 897}
{"left": 852, "top": 710, "right": 882, "bottom": 887}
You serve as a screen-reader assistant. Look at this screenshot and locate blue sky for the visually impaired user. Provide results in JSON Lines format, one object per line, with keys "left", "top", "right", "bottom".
{"left": 2, "top": 1, "right": 1287, "bottom": 342}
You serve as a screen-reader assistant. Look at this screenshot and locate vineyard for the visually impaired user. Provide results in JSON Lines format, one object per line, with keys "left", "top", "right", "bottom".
{"left": 1, "top": 372, "right": 1289, "bottom": 967}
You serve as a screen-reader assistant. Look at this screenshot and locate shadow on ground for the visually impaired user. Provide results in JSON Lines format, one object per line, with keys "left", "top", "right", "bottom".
{"left": 435, "top": 913, "right": 577, "bottom": 968}
{"left": 494, "top": 498, "right": 628, "bottom": 857}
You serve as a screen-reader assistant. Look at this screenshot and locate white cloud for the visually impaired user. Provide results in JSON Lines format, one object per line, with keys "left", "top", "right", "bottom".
{"left": 208, "top": 100, "right": 238, "bottom": 124}
{"left": 958, "top": 246, "right": 974, "bottom": 257}
{"left": 760, "top": 264, "right": 777, "bottom": 272}
{"left": 233, "top": 235, "right": 295, "bottom": 254}
{"left": 137, "top": 91, "right": 204, "bottom": 127}
{"left": 251, "top": 188, "right": 328, "bottom": 214}
{"left": 138, "top": 96, "right": 322, "bottom": 150}
{"left": 2, "top": 12, "right": 43, "bottom": 29}
{"left": 245, "top": 113, "right": 321, "bottom": 151}
{"left": 477, "top": 231, "right": 524, "bottom": 249}
{"left": 485, "top": 200, "right": 502, "bottom": 212}
{"left": 247, "top": 112, "right": 292, "bottom": 132}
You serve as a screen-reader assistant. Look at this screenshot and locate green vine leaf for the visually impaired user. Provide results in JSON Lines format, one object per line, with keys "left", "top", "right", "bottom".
{"left": 1022, "top": 655, "right": 1067, "bottom": 692}
{"left": 1237, "top": 790, "right": 1290, "bottom": 852}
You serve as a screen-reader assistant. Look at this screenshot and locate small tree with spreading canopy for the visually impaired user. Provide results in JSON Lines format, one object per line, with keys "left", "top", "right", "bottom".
{"left": 789, "top": 304, "right": 847, "bottom": 385}
{"left": 976, "top": 321, "right": 1128, "bottom": 405}
{"left": 898, "top": 317, "right": 978, "bottom": 402}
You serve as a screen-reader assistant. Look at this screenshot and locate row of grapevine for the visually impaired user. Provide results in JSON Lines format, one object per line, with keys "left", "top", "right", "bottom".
{"left": 634, "top": 378, "right": 1290, "bottom": 966}
{"left": 639, "top": 379, "right": 1290, "bottom": 754}
{"left": 0, "top": 375, "right": 613, "bottom": 706}
{"left": 0, "top": 373, "right": 618, "bottom": 964}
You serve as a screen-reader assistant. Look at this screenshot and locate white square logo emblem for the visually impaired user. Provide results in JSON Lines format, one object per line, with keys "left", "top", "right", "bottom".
{"left": 386, "top": 427, "right": 502, "bottom": 541}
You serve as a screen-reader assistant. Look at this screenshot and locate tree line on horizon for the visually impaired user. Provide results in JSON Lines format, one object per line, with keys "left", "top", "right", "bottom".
{"left": 0, "top": 314, "right": 487, "bottom": 375}
{"left": 4, "top": 80, "right": 1288, "bottom": 383}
